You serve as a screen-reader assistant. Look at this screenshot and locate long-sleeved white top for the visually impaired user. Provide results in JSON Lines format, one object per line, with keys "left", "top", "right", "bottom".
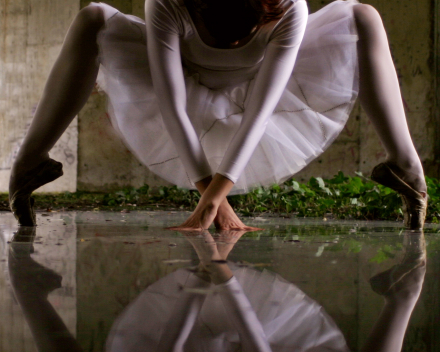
{"left": 145, "top": 0, "right": 308, "bottom": 184}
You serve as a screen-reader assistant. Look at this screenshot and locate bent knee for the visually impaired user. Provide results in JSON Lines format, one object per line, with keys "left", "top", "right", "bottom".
{"left": 353, "top": 4, "right": 384, "bottom": 33}
{"left": 75, "top": 5, "right": 106, "bottom": 31}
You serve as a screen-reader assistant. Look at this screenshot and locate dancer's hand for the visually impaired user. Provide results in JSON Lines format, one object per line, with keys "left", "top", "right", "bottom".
{"left": 215, "top": 200, "right": 262, "bottom": 231}
{"left": 169, "top": 174, "right": 262, "bottom": 231}
{"left": 180, "top": 230, "right": 240, "bottom": 284}
{"left": 168, "top": 174, "right": 233, "bottom": 230}
{"left": 167, "top": 200, "right": 219, "bottom": 230}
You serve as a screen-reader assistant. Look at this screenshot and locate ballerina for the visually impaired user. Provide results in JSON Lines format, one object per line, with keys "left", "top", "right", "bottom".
{"left": 8, "top": 0, "right": 427, "bottom": 229}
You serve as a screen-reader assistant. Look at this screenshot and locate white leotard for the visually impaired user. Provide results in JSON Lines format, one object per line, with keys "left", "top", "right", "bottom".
{"left": 145, "top": 0, "right": 308, "bottom": 184}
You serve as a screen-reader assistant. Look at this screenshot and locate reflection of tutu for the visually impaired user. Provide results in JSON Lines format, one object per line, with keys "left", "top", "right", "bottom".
{"left": 106, "top": 266, "right": 349, "bottom": 352}
{"left": 94, "top": 1, "right": 359, "bottom": 194}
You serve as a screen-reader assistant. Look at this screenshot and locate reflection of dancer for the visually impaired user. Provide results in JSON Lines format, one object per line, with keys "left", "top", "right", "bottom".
{"left": 9, "top": 0, "right": 427, "bottom": 229}
{"left": 9, "top": 229, "right": 427, "bottom": 352}
{"left": 107, "top": 230, "right": 350, "bottom": 351}
{"left": 8, "top": 228, "right": 83, "bottom": 352}
{"left": 107, "top": 230, "right": 428, "bottom": 352}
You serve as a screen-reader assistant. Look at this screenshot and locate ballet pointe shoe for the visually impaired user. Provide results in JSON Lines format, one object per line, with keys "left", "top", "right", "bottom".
{"left": 370, "top": 231, "right": 426, "bottom": 297}
{"left": 9, "top": 159, "right": 63, "bottom": 226}
{"left": 371, "top": 163, "right": 427, "bottom": 230}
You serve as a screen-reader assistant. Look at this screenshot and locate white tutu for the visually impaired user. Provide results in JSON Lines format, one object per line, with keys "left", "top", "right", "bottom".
{"left": 106, "top": 266, "right": 349, "bottom": 351}
{"left": 95, "top": 0, "right": 359, "bottom": 194}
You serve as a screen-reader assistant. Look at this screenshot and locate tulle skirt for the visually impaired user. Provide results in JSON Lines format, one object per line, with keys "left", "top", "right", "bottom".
{"left": 95, "top": 0, "right": 359, "bottom": 194}
{"left": 106, "top": 266, "right": 349, "bottom": 352}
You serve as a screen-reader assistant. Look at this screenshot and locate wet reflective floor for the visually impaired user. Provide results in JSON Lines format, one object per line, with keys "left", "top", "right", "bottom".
{"left": 1, "top": 211, "right": 439, "bottom": 352}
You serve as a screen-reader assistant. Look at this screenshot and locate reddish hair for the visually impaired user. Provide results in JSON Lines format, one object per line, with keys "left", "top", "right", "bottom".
{"left": 188, "top": 0, "right": 285, "bottom": 46}
{"left": 249, "top": 0, "right": 285, "bottom": 25}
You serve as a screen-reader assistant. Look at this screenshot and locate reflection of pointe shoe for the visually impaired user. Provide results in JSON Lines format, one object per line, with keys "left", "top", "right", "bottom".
{"left": 370, "top": 231, "right": 426, "bottom": 296}
{"left": 9, "top": 252, "right": 63, "bottom": 297}
{"left": 9, "top": 227, "right": 37, "bottom": 256}
{"left": 371, "top": 163, "right": 427, "bottom": 230}
{"left": 9, "top": 227, "right": 62, "bottom": 296}
{"left": 370, "top": 261, "right": 424, "bottom": 296}
{"left": 9, "top": 159, "right": 63, "bottom": 226}
{"left": 11, "top": 226, "right": 37, "bottom": 242}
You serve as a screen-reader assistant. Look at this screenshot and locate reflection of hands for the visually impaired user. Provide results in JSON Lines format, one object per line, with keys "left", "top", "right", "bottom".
{"left": 216, "top": 229, "right": 247, "bottom": 259}
{"left": 180, "top": 229, "right": 247, "bottom": 263}
{"left": 180, "top": 229, "right": 250, "bottom": 284}
{"left": 370, "top": 231, "right": 426, "bottom": 304}
{"left": 182, "top": 230, "right": 222, "bottom": 269}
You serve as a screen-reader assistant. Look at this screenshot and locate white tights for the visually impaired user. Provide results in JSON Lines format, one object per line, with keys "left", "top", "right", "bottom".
{"left": 353, "top": 4, "right": 426, "bottom": 193}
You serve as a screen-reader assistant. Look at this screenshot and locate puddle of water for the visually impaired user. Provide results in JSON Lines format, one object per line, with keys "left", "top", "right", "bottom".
{"left": 0, "top": 211, "right": 439, "bottom": 352}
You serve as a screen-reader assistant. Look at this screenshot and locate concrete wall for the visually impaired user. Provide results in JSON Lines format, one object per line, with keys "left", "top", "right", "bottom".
{"left": 77, "top": 0, "right": 170, "bottom": 192}
{"left": 0, "top": 0, "right": 79, "bottom": 192}
{"left": 0, "top": 0, "right": 438, "bottom": 192}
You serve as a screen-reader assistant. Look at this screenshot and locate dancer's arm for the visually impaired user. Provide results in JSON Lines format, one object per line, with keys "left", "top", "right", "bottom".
{"left": 174, "top": 1, "right": 308, "bottom": 229}
{"left": 216, "top": 0, "right": 308, "bottom": 183}
{"left": 184, "top": 31, "right": 309, "bottom": 227}
{"left": 145, "top": 0, "right": 212, "bottom": 184}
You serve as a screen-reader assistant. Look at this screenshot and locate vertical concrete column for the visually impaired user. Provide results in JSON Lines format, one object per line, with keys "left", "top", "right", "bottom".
{"left": 434, "top": 0, "right": 440, "bottom": 177}
{"left": 0, "top": 0, "right": 80, "bottom": 192}
{"left": 0, "top": 0, "right": 30, "bottom": 190}
{"left": 77, "top": 0, "right": 171, "bottom": 191}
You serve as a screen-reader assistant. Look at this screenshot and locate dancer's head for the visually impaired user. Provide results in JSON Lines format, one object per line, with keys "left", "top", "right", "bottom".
{"left": 190, "top": 0, "right": 285, "bottom": 45}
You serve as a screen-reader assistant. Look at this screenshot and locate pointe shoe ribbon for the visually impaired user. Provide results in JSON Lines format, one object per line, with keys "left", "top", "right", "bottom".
{"left": 9, "top": 159, "right": 63, "bottom": 226}
{"left": 371, "top": 163, "right": 427, "bottom": 230}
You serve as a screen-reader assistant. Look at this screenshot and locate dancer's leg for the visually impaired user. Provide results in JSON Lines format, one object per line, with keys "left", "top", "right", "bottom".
{"left": 9, "top": 6, "right": 105, "bottom": 193}
{"left": 353, "top": 4, "right": 426, "bottom": 194}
